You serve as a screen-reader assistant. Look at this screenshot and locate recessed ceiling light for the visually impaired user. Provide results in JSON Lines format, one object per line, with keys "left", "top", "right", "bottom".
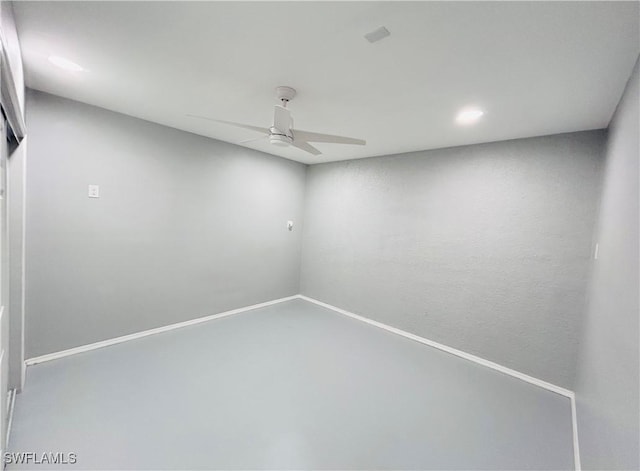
{"left": 48, "top": 56, "right": 84, "bottom": 72}
{"left": 456, "top": 108, "right": 484, "bottom": 125}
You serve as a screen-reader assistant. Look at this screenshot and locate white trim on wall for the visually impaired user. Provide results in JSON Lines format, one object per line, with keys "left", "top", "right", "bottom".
{"left": 5, "top": 388, "right": 15, "bottom": 450}
{"left": 23, "top": 293, "right": 581, "bottom": 470}
{"left": 298, "top": 295, "right": 573, "bottom": 396}
{"left": 298, "top": 295, "right": 581, "bottom": 471}
{"left": 571, "top": 392, "right": 582, "bottom": 471}
{"left": 24, "top": 295, "right": 299, "bottom": 366}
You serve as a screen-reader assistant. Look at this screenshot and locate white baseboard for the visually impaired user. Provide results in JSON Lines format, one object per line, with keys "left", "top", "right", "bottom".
{"left": 22, "top": 292, "right": 581, "bottom": 470}
{"left": 6, "top": 388, "right": 16, "bottom": 451}
{"left": 298, "top": 295, "right": 572, "bottom": 396}
{"left": 298, "top": 294, "right": 581, "bottom": 471}
{"left": 571, "top": 392, "right": 582, "bottom": 471}
{"left": 24, "top": 295, "right": 299, "bottom": 366}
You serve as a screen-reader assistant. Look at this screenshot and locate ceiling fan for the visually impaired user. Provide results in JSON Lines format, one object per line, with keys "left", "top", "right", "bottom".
{"left": 187, "top": 86, "right": 366, "bottom": 156}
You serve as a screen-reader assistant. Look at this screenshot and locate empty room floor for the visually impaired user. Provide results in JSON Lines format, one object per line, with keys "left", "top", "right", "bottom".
{"left": 8, "top": 299, "right": 574, "bottom": 469}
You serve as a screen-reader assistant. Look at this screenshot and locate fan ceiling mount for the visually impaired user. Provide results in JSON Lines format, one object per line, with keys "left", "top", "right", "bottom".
{"left": 187, "top": 86, "right": 366, "bottom": 156}
{"left": 275, "top": 85, "right": 297, "bottom": 103}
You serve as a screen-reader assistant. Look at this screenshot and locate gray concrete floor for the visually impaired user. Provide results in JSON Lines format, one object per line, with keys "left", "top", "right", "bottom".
{"left": 9, "top": 299, "right": 574, "bottom": 469}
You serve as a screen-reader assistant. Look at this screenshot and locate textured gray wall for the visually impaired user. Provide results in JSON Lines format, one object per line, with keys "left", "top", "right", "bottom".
{"left": 575, "top": 58, "right": 639, "bottom": 469}
{"left": 25, "top": 90, "right": 306, "bottom": 358}
{"left": 301, "top": 131, "right": 605, "bottom": 388}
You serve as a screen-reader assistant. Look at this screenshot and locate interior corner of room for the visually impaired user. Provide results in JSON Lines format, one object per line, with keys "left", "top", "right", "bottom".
{"left": 0, "top": 1, "right": 638, "bottom": 470}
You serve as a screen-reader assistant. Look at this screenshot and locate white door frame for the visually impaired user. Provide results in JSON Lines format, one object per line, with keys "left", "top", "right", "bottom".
{"left": 0, "top": 33, "right": 27, "bottom": 397}
{"left": 0, "top": 32, "right": 25, "bottom": 139}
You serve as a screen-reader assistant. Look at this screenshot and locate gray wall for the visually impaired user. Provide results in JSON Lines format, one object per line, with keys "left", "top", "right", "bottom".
{"left": 574, "top": 58, "right": 639, "bottom": 469}
{"left": 300, "top": 131, "right": 606, "bottom": 388}
{"left": 25, "top": 90, "right": 306, "bottom": 358}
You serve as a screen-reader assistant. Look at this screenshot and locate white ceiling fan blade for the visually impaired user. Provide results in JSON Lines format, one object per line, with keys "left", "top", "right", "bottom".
{"left": 186, "top": 114, "right": 269, "bottom": 134}
{"left": 291, "top": 140, "right": 322, "bottom": 156}
{"left": 273, "top": 105, "right": 292, "bottom": 134}
{"left": 239, "top": 135, "right": 269, "bottom": 145}
{"left": 293, "top": 129, "right": 366, "bottom": 146}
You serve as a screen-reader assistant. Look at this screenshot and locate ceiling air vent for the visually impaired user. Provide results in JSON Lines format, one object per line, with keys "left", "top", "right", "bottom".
{"left": 364, "top": 26, "right": 391, "bottom": 43}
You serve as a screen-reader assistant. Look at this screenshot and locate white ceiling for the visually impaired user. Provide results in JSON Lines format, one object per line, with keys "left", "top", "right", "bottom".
{"left": 13, "top": 1, "right": 640, "bottom": 164}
